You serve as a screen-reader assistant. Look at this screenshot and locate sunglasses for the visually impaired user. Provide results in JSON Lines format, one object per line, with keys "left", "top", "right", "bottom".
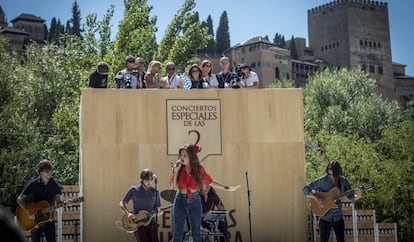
{"left": 191, "top": 69, "right": 200, "bottom": 73}
{"left": 203, "top": 65, "right": 212, "bottom": 68}
{"left": 167, "top": 67, "right": 175, "bottom": 71}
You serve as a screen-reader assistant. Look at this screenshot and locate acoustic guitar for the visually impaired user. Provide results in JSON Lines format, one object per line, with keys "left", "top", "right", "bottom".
{"left": 16, "top": 196, "right": 84, "bottom": 231}
{"left": 120, "top": 204, "right": 173, "bottom": 233}
{"left": 310, "top": 184, "right": 373, "bottom": 216}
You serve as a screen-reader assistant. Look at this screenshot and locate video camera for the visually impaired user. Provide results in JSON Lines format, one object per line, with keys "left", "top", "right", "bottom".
{"left": 115, "top": 72, "right": 132, "bottom": 89}
{"left": 227, "top": 64, "right": 244, "bottom": 88}
{"left": 235, "top": 64, "right": 245, "bottom": 80}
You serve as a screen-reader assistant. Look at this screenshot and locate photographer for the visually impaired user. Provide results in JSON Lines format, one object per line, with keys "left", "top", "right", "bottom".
{"left": 215, "top": 56, "right": 237, "bottom": 88}
{"left": 236, "top": 63, "right": 259, "bottom": 89}
{"left": 114, "top": 55, "right": 140, "bottom": 89}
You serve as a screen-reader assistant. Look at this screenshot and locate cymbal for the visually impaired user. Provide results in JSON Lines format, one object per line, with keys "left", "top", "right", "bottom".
{"left": 161, "top": 189, "right": 176, "bottom": 203}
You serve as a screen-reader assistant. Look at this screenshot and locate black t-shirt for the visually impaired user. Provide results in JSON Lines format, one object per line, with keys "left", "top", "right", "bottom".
{"left": 88, "top": 69, "right": 108, "bottom": 88}
{"left": 216, "top": 71, "right": 234, "bottom": 88}
{"left": 22, "top": 177, "right": 63, "bottom": 205}
{"left": 191, "top": 80, "right": 203, "bottom": 89}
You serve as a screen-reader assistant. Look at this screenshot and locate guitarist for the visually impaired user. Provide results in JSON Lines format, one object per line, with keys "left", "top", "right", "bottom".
{"left": 119, "top": 168, "right": 163, "bottom": 242}
{"left": 302, "top": 160, "right": 362, "bottom": 242}
{"left": 16, "top": 159, "right": 65, "bottom": 242}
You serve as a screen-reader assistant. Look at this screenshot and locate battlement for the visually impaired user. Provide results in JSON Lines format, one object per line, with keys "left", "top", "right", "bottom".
{"left": 308, "top": 0, "right": 388, "bottom": 14}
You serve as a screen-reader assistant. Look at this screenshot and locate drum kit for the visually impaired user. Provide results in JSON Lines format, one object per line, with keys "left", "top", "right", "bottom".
{"left": 183, "top": 210, "right": 227, "bottom": 242}
{"left": 161, "top": 190, "right": 227, "bottom": 242}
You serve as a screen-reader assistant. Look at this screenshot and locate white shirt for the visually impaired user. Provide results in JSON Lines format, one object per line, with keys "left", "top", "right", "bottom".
{"left": 239, "top": 71, "right": 259, "bottom": 87}
{"left": 203, "top": 74, "right": 219, "bottom": 88}
{"left": 166, "top": 74, "right": 180, "bottom": 89}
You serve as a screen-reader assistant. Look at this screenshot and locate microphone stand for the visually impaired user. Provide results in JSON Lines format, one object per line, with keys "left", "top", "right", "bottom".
{"left": 154, "top": 177, "right": 159, "bottom": 242}
{"left": 246, "top": 170, "right": 253, "bottom": 242}
{"left": 408, "top": 188, "right": 413, "bottom": 242}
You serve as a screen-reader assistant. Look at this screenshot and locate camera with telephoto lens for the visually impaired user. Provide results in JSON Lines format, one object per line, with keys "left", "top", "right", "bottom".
{"left": 115, "top": 72, "right": 132, "bottom": 89}
{"left": 228, "top": 64, "right": 243, "bottom": 88}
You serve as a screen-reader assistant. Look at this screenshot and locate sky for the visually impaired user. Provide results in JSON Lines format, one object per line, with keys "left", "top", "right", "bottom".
{"left": 1, "top": 0, "right": 413, "bottom": 75}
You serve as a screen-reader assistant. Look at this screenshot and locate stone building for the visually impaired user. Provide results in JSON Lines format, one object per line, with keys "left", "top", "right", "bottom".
{"left": 308, "top": 0, "right": 414, "bottom": 107}
{"left": 225, "top": 37, "right": 300, "bottom": 88}
{"left": 308, "top": 0, "right": 393, "bottom": 99}
{"left": 223, "top": 36, "right": 320, "bottom": 89}
{"left": 0, "top": 5, "right": 45, "bottom": 51}
{"left": 0, "top": 27, "right": 29, "bottom": 51}
{"left": 224, "top": 0, "right": 413, "bottom": 107}
{"left": 0, "top": 6, "right": 7, "bottom": 28}
{"left": 10, "top": 13, "right": 45, "bottom": 43}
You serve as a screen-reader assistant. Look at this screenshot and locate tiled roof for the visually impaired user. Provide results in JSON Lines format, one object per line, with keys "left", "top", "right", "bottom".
{"left": 0, "top": 26, "right": 29, "bottom": 35}
{"left": 11, "top": 13, "right": 45, "bottom": 23}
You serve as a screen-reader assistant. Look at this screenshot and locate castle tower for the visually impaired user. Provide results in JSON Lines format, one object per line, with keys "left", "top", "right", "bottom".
{"left": 308, "top": 0, "right": 394, "bottom": 99}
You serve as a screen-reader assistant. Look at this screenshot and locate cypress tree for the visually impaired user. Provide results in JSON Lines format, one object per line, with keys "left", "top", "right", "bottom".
{"left": 215, "top": 11, "right": 230, "bottom": 55}
{"left": 200, "top": 15, "right": 215, "bottom": 54}
{"left": 289, "top": 35, "right": 298, "bottom": 59}
{"left": 71, "top": 0, "right": 82, "bottom": 37}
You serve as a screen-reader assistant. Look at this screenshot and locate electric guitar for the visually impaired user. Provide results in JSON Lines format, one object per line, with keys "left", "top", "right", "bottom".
{"left": 16, "top": 196, "right": 84, "bottom": 231}
{"left": 310, "top": 184, "right": 373, "bottom": 216}
{"left": 120, "top": 204, "right": 173, "bottom": 233}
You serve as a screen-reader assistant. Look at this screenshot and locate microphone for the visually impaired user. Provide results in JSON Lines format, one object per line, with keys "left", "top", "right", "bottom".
{"left": 171, "top": 159, "right": 183, "bottom": 169}
{"left": 153, "top": 174, "right": 158, "bottom": 181}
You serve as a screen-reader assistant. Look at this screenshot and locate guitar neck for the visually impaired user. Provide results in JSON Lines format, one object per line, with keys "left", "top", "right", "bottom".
{"left": 334, "top": 189, "right": 355, "bottom": 200}
{"left": 40, "top": 202, "right": 66, "bottom": 215}
{"left": 40, "top": 197, "right": 83, "bottom": 215}
{"left": 333, "top": 184, "right": 372, "bottom": 201}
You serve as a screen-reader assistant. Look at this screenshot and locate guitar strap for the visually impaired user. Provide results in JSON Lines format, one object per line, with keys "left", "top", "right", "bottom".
{"left": 338, "top": 177, "right": 342, "bottom": 192}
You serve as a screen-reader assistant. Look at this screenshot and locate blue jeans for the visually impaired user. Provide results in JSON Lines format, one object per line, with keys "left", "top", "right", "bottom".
{"left": 172, "top": 192, "right": 202, "bottom": 242}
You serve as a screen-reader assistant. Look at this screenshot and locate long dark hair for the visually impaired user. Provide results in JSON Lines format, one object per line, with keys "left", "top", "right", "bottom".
{"left": 188, "top": 64, "right": 202, "bottom": 81}
{"left": 326, "top": 160, "right": 342, "bottom": 178}
{"left": 176, "top": 144, "right": 203, "bottom": 190}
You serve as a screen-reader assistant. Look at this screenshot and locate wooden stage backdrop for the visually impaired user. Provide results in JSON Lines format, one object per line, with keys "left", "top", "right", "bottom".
{"left": 80, "top": 88, "right": 307, "bottom": 242}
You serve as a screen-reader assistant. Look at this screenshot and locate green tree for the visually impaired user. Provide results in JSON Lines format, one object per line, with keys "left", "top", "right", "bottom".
{"left": 65, "top": 20, "right": 71, "bottom": 34}
{"left": 156, "top": 0, "right": 196, "bottom": 63}
{"left": 83, "top": 13, "right": 98, "bottom": 55}
{"left": 288, "top": 35, "right": 298, "bottom": 59}
{"left": 375, "top": 118, "right": 414, "bottom": 241}
{"left": 83, "top": 5, "right": 114, "bottom": 60}
{"left": 215, "top": 11, "right": 230, "bottom": 55}
{"left": 199, "top": 15, "right": 215, "bottom": 54}
{"left": 304, "top": 68, "right": 400, "bottom": 140}
{"left": 273, "top": 32, "right": 286, "bottom": 48}
{"left": 268, "top": 79, "right": 294, "bottom": 88}
{"left": 168, "top": 12, "right": 210, "bottom": 70}
{"left": 43, "top": 23, "right": 48, "bottom": 41}
{"left": 97, "top": 5, "right": 115, "bottom": 60}
{"left": 0, "top": 35, "right": 93, "bottom": 212}
{"left": 281, "top": 35, "right": 286, "bottom": 48}
{"left": 48, "top": 18, "right": 65, "bottom": 44}
{"left": 156, "top": 0, "right": 210, "bottom": 70}
{"left": 48, "top": 17, "right": 57, "bottom": 42}
{"left": 302, "top": 67, "right": 413, "bottom": 240}
{"left": 112, "top": 0, "right": 157, "bottom": 73}
{"left": 70, "top": 0, "right": 82, "bottom": 37}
